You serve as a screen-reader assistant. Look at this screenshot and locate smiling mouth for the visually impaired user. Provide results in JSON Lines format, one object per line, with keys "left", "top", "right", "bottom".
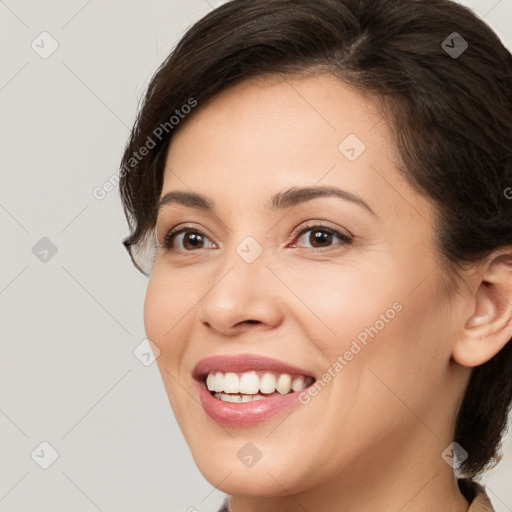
{"left": 203, "top": 370, "right": 316, "bottom": 403}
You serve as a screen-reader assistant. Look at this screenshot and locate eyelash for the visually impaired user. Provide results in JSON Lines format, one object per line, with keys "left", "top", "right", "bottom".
{"left": 160, "top": 221, "right": 353, "bottom": 253}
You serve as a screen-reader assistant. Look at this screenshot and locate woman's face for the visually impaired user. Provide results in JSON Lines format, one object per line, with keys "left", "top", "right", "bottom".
{"left": 144, "top": 74, "right": 469, "bottom": 497}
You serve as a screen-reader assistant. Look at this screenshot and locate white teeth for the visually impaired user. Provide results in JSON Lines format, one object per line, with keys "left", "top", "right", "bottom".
{"left": 276, "top": 374, "right": 292, "bottom": 394}
{"left": 205, "top": 370, "right": 313, "bottom": 397}
{"left": 217, "top": 393, "right": 242, "bottom": 403}
{"left": 224, "top": 372, "right": 239, "bottom": 393}
{"left": 214, "top": 372, "right": 224, "bottom": 392}
{"left": 259, "top": 372, "right": 276, "bottom": 394}
{"left": 206, "top": 373, "right": 216, "bottom": 391}
{"left": 214, "top": 393, "right": 266, "bottom": 402}
{"left": 239, "top": 372, "right": 260, "bottom": 394}
{"left": 291, "top": 375, "right": 305, "bottom": 392}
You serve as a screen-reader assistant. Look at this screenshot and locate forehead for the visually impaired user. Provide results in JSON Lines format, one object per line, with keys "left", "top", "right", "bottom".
{"left": 161, "top": 74, "right": 429, "bottom": 224}
{"left": 166, "top": 73, "right": 389, "bottom": 166}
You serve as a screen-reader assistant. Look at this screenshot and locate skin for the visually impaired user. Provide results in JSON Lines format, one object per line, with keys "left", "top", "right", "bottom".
{"left": 143, "top": 74, "right": 512, "bottom": 512}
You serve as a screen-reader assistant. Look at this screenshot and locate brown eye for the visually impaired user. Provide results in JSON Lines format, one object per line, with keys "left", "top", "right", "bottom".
{"left": 292, "top": 224, "right": 352, "bottom": 250}
{"left": 181, "top": 231, "right": 206, "bottom": 250}
{"left": 162, "top": 228, "right": 215, "bottom": 251}
{"left": 308, "top": 229, "right": 333, "bottom": 248}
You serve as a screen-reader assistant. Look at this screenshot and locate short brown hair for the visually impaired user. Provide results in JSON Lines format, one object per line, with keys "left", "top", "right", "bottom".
{"left": 119, "top": 0, "right": 512, "bottom": 477}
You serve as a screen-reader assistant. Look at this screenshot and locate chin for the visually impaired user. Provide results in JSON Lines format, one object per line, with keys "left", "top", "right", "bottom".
{"left": 198, "top": 458, "right": 306, "bottom": 497}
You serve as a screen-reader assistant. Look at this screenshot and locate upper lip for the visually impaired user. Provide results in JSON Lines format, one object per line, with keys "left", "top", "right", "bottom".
{"left": 192, "top": 354, "right": 316, "bottom": 380}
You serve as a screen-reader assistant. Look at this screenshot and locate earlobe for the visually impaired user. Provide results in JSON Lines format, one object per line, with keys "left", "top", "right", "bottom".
{"left": 452, "top": 249, "right": 512, "bottom": 368}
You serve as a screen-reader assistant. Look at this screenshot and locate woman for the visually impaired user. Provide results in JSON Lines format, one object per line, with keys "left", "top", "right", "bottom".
{"left": 119, "top": 0, "right": 512, "bottom": 510}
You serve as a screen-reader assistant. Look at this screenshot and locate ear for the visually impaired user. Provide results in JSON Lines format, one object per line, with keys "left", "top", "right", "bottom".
{"left": 452, "top": 248, "right": 512, "bottom": 368}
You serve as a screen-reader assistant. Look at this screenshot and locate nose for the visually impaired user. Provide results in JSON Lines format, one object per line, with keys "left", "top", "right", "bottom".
{"left": 197, "top": 248, "right": 284, "bottom": 337}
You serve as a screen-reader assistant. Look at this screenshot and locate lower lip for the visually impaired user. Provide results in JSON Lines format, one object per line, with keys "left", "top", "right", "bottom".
{"left": 196, "top": 379, "right": 305, "bottom": 427}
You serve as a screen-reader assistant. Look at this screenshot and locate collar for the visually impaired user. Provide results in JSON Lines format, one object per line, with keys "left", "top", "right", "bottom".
{"left": 458, "top": 478, "right": 496, "bottom": 511}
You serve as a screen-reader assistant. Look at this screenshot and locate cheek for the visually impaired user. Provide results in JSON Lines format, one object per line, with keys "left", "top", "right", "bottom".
{"left": 143, "top": 278, "right": 167, "bottom": 344}
{"left": 291, "top": 257, "right": 451, "bottom": 392}
{"left": 339, "top": 271, "right": 456, "bottom": 416}
{"left": 285, "top": 260, "right": 401, "bottom": 352}
{"left": 143, "top": 274, "right": 198, "bottom": 413}
{"left": 143, "top": 272, "right": 194, "bottom": 361}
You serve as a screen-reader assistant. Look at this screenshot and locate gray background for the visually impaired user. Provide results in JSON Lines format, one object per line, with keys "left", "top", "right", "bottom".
{"left": 1, "top": 1, "right": 511, "bottom": 511}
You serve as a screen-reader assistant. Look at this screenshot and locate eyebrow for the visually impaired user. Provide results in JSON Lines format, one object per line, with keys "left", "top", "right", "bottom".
{"left": 157, "top": 186, "right": 376, "bottom": 216}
